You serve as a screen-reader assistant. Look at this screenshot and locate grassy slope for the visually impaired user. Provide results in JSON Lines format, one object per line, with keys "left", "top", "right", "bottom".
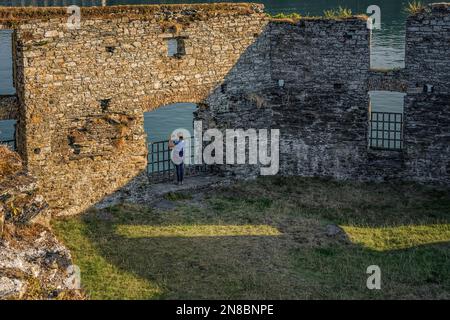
{"left": 52, "top": 177, "right": 450, "bottom": 300}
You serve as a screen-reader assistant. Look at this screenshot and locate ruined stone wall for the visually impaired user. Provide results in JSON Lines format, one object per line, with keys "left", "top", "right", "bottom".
{"left": 404, "top": 3, "right": 450, "bottom": 94}
{"left": 403, "top": 95, "right": 450, "bottom": 183}
{"left": 2, "top": 4, "right": 268, "bottom": 215}
{"left": 201, "top": 18, "right": 372, "bottom": 180}
{"left": 1, "top": 3, "right": 449, "bottom": 216}
{"left": 0, "top": 146, "right": 78, "bottom": 299}
{"left": 201, "top": 4, "right": 450, "bottom": 184}
{"left": 361, "top": 4, "right": 450, "bottom": 184}
{"left": 363, "top": 4, "right": 450, "bottom": 184}
{"left": 402, "top": 4, "right": 450, "bottom": 183}
{"left": 269, "top": 19, "right": 371, "bottom": 179}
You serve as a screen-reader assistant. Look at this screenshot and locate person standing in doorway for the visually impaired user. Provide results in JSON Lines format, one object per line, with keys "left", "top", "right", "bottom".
{"left": 169, "top": 133, "right": 185, "bottom": 185}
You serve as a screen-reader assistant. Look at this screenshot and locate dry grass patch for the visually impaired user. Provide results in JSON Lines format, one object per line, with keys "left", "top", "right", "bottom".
{"left": 116, "top": 224, "right": 281, "bottom": 238}
{"left": 343, "top": 224, "right": 450, "bottom": 251}
{"left": 323, "top": 7, "right": 353, "bottom": 19}
{"left": 406, "top": 1, "right": 426, "bottom": 15}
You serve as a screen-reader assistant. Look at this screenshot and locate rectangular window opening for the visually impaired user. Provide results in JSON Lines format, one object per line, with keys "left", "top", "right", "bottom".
{"left": 0, "top": 30, "right": 16, "bottom": 95}
{"left": 167, "top": 37, "right": 186, "bottom": 58}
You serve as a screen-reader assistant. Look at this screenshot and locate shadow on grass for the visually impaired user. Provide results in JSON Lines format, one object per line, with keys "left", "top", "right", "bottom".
{"left": 52, "top": 177, "right": 450, "bottom": 299}
{"left": 55, "top": 206, "right": 300, "bottom": 299}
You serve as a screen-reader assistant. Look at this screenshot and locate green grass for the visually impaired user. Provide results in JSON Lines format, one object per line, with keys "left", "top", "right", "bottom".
{"left": 267, "top": 12, "right": 303, "bottom": 22}
{"left": 53, "top": 215, "right": 162, "bottom": 300}
{"left": 52, "top": 177, "right": 450, "bottom": 299}
{"left": 267, "top": 7, "right": 358, "bottom": 22}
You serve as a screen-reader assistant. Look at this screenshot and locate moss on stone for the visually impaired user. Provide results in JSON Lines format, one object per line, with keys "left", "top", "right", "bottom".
{"left": 266, "top": 12, "right": 303, "bottom": 23}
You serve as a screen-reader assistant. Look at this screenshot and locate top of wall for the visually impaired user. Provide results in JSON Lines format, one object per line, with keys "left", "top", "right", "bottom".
{"left": 0, "top": 2, "right": 264, "bottom": 28}
{"left": 408, "top": 2, "right": 450, "bottom": 19}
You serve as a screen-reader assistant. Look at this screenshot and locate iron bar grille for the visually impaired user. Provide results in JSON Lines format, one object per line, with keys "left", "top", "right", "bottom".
{"left": 369, "top": 112, "right": 403, "bottom": 150}
{"left": 147, "top": 137, "right": 209, "bottom": 183}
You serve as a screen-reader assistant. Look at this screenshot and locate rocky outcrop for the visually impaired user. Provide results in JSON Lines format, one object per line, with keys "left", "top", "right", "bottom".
{"left": 0, "top": 225, "right": 80, "bottom": 299}
{"left": 0, "top": 146, "right": 81, "bottom": 300}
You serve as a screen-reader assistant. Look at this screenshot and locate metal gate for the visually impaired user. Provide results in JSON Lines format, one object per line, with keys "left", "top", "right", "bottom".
{"left": 147, "top": 137, "right": 209, "bottom": 183}
{"left": 369, "top": 111, "right": 403, "bottom": 150}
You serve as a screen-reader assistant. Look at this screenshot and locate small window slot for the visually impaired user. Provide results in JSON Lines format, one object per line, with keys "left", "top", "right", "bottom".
{"left": 167, "top": 38, "right": 186, "bottom": 58}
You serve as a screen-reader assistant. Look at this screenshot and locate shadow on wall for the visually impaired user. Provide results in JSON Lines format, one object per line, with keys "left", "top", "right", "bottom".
{"left": 125, "top": 17, "right": 370, "bottom": 196}
{"left": 30, "top": 19, "right": 276, "bottom": 216}
{"left": 198, "top": 18, "right": 372, "bottom": 180}
{"left": 5, "top": 4, "right": 450, "bottom": 218}
{"left": 41, "top": 18, "right": 450, "bottom": 215}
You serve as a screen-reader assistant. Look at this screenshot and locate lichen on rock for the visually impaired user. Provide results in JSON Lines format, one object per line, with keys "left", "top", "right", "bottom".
{"left": 0, "top": 146, "right": 83, "bottom": 300}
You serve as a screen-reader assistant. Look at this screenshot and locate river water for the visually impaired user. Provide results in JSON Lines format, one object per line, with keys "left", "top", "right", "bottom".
{"left": 0, "top": 0, "right": 434, "bottom": 142}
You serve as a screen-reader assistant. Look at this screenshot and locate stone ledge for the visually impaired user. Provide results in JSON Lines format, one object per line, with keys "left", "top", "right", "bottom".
{"left": 0, "top": 3, "right": 265, "bottom": 26}
{"left": 429, "top": 2, "right": 450, "bottom": 12}
{"left": 407, "top": 2, "right": 450, "bottom": 19}
{"left": 269, "top": 15, "right": 369, "bottom": 24}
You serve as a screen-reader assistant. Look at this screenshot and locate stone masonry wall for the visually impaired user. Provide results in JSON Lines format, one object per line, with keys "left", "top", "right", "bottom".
{"left": 0, "top": 3, "right": 448, "bottom": 216}
{"left": 0, "top": 96, "right": 18, "bottom": 120}
{"left": 403, "top": 95, "right": 450, "bottom": 183}
{"left": 0, "top": 4, "right": 269, "bottom": 215}
{"left": 270, "top": 19, "right": 370, "bottom": 179}
{"left": 200, "top": 18, "right": 372, "bottom": 180}
{"left": 364, "top": 4, "right": 450, "bottom": 183}
{"left": 402, "top": 4, "right": 450, "bottom": 183}
{"left": 367, "top": 69, "right": 406, "bottom": 92}
{"left": 404, "top": 3, "right": 450, "bottom": 94}
{"left": 200, "top": 4, "right": 450, "bottom": 184}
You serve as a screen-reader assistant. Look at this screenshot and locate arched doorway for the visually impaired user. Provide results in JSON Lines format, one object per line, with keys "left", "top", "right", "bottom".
{"left": 144, "top": 102, "right": 205, "bottom": 182}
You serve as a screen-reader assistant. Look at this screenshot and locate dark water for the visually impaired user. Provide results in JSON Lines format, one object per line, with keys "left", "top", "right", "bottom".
{"left": 144, "top": 103, "right": 197, "bottom": 142}
{"left": 0, "top": 30, "right": 14, "bottom": 95}
{"left": 0, "top": 0, "right": 433, "bottom": 142}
